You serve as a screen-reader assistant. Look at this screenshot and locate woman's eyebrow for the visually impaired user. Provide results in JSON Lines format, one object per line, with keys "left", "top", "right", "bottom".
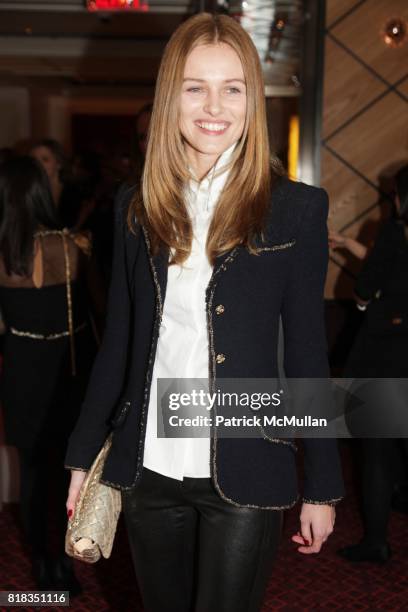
{"left": 183, "top": 77, "right": 246, "bottom": 84}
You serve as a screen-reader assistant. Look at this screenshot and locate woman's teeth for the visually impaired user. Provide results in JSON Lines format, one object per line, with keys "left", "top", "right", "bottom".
{"left": 196, "top": 122, "right": 228, "bottom": 131}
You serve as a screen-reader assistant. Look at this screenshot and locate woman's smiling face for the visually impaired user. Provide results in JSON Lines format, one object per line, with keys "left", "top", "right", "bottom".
{"left": 179, "top": 42, "right": 247, "bottom": 177}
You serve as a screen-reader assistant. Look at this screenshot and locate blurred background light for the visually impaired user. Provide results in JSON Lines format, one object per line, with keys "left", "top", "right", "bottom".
{"left": 86, "top": 0, "right": 149, "bottom": 11}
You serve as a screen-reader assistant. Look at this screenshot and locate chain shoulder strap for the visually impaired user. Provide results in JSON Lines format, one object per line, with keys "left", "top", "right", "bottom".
{"left": 60, "top": 229, "right": 76, "bottom": 376}
{"left": 34, "top": 229, "right": 77, "bottom": 376}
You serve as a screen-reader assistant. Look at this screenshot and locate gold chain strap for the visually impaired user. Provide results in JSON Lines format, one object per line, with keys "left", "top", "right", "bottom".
{"left": 34, "top": 228, "right": 85, "bottom": 376}
{"left": 61, "top": 229, "right": 76, "bottom": 377}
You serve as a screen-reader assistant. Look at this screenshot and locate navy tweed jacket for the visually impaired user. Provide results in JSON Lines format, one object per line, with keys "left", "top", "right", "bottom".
{"left": 64, "top": 176, "right": 345, "bottom": 510}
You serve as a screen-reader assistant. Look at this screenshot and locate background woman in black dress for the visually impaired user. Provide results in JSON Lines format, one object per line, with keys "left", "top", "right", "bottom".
{"left": 0, "top": 157, "right": 99, "bottom": 592}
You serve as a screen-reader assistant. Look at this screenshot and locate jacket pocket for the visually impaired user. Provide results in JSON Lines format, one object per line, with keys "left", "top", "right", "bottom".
{"left": 260, "top": 428, "right": 298, "bottom": 453}
{"left": 109, "top": 399, "right": 131, "bottom": 429}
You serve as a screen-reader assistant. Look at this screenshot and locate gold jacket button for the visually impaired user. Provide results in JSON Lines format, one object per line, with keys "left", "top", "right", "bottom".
{"left": 215, "top": 304, "right": 225, "bottom": 315}
{"left": 216, "top": 353, "right": 226, "bottom": 364}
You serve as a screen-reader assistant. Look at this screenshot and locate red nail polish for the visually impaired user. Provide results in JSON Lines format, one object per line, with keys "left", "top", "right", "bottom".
{"left": 67, "top": 509, "right": 73, "bottom": 518}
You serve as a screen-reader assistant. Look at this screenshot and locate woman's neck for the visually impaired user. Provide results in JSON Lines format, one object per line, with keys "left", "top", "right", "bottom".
{"left": 187, "top": 150, "right": 220, "bottom": 182}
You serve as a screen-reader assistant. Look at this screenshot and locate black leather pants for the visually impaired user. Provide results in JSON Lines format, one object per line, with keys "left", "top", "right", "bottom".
{"left": 122, "top": 467, "right": 283, "bottom": 612}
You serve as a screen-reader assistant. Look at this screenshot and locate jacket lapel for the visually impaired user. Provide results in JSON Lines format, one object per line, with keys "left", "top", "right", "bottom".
{"left": 141, "top": 222, "right": 241, "bottom": 309}
{"left": 140, "top": 224, "right": 169, "bottom": 312}
{"left": 152, "top": 247, "right": 169, "bottom": 306}
{"left": 207, "top": 246, "right": 241, "bottom": 292}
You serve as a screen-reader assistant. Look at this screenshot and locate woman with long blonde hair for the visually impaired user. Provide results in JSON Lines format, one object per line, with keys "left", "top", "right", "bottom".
{"left": 65, "top": 13, "right": 344, "bottom": 611}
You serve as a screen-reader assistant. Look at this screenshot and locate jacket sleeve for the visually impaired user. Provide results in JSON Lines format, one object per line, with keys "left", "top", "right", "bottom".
{"left": 281, "top": 186, "right": 345, "bottom": 505}
{"left": 64, "top": 187, "right": 136, "bottom": 471}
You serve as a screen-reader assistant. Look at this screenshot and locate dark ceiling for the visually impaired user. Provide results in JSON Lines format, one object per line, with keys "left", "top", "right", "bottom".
{"left": 0, "top": 1, "right": 200, "bottom": 87}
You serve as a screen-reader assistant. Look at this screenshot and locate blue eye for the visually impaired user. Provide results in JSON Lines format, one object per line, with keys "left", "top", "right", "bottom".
{"left": 187, "top": 87, "right": 202, "bottom": 93}
{"left": 227, "top": 87, "right": 241, "bottom": 94}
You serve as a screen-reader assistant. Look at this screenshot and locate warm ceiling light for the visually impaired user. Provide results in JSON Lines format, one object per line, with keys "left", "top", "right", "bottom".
{"left": 86, "top": 0, "right": 149, "bottom": 10}
{"left": 381, "top": 17, "right": 407, "bottom": 48}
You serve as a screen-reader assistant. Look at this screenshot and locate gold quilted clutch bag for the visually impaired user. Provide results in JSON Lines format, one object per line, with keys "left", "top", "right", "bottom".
{"left": 65, "top": 433, "right": 122, "bottom": 563}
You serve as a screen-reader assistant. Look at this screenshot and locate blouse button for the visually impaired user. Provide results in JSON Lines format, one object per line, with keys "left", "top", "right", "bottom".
{"left": 215, "top": 304, "right": 225, "bottom": 315}
{"left": 216, "top": 353, "right": 226, "bottom": 364}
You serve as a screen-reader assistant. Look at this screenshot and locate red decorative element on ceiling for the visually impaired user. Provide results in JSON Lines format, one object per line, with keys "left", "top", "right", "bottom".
{"left": 86, "top": 0, "right": 149, "bottom": 11}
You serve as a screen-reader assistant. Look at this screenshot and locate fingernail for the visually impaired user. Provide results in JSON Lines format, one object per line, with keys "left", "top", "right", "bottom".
{"left": 67, "top": 509, "right": 73, "bottom": 518}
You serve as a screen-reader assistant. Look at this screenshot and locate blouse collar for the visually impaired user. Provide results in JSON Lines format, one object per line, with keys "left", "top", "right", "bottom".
{"left": 186, "top": 141, "right": 238, "bottom": 213}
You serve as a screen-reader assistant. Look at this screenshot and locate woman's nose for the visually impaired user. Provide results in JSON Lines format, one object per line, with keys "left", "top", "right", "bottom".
{"left": 203, "top": 91, "right": 223, "bottom": 115}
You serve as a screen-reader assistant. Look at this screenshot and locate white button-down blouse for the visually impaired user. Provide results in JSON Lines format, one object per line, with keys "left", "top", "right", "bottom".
{"left": 142, "top": 141, "right": 237, "bottom": 480}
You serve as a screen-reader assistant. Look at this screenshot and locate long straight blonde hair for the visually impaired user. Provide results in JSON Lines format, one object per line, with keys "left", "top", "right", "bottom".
{"left": 129, "top": 12, "right": 284, "bottom": 265}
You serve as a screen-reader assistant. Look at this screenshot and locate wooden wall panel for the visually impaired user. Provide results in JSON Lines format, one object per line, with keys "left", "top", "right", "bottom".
{"left": 399, "top": 77, "right": 408, "bottom": 98}
{"left": 328, "top": 93, "right": 408, "bottom": 184}
{"left": 321, "top": 0, "right": 408, "bottom": 299}
{"left": 322, "top": 37, "right": 386, "bottom": 138}
{"left": 331, "top": 0, "right": 408, "bottom": 83}
{"left": 323, "top": 148, "right": 378, "bottom": 230}
{"left": 325, "top": 0, "right": 362, "bottom": 28}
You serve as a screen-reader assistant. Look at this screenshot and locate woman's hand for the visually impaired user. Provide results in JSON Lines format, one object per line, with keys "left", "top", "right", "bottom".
{"left": 292, "top": 503, "right": 335, "bottom": 554}
{"left": 328, "top": 230, "right": 347, "bottom": 250}
{"left": 66, "top": 469, "right": 87, "bottom": 520}
{"left": 328, "top": 231, "right": 367, "bottom": 260}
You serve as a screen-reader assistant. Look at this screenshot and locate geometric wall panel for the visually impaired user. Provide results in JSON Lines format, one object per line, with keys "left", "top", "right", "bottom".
{"left": 322, "top": 37, "right": 387, "bottom": 138}
{"left": 327, "top": 93, "right": 408, "bottom": 186}
{"left": 322, "top": 0, "right": 408, "bottom": 299}
{"left": 399, "top": 76, "right": 408, "bottom": 98}
{"left": 326, "top": 0, "right": 364, "bottom": 28}
{"left": 331, "top": 0, "right": 408, "bottom": 84}
{"left": 322, "top": 147, "right": 379, "bottom": 231}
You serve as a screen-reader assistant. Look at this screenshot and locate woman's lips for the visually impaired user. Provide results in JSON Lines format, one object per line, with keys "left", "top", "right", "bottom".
{"left": 194, "top": 121, "right": 230, "bottom": 136}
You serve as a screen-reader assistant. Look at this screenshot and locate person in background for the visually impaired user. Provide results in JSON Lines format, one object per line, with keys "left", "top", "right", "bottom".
{"left": 0, "top": 148, "right": 14, "bottom": 167}
{"left": 96, "top": 103, "right": 153, "bottom": 282}
{"left": 31, "top": 140, "right": 109, "bottom": 296}
{"left": 70, "top": 150, "right": 103, "bottom": 229}
{"left": 336, "top": 165, "right": 408, "bottom": 563}
{"left": 30, "top": 139, "right": 87, "bottom": 229}
{"left": 132, "top": 102, "right": 153, "bottom": 172}
{"left": 30, "top": 139, "right": 67, "bottom": 205}
{"left": 0, "top": 156, "right": 100, "bottom": 593}
{"left": 329, "top": 231, "right": 367, "bottom": 260}
{"left": 0, "top": 148, "right": 15, "bottom": 337}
